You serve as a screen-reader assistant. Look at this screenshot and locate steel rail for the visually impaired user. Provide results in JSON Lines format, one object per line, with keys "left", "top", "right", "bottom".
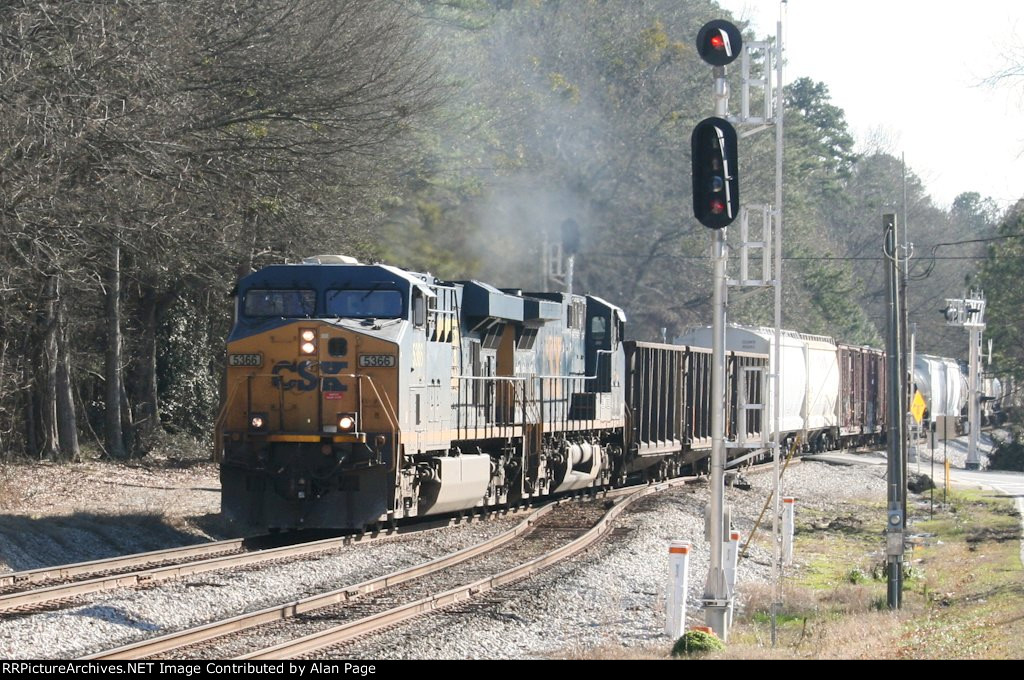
{"left": 241, "top": 477, "right": 692, "bottom": 660}
{"left": 0, "top": 512, "right": 500, "bottom": 615}
{"left": 83, "top": 501, "right": 563, "bottom": 659}
{"left": 0, "top": 538, "right": 247, "bottom": 591}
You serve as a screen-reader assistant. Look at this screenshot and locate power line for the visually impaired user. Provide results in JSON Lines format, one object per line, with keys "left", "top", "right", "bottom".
{"left": 587, "top": 252, "right": 1024, "bottom": 262}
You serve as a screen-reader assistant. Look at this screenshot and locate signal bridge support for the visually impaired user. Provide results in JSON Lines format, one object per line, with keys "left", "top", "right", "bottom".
{"left": 724, "top": 21, "right": 786, "bottom": 647}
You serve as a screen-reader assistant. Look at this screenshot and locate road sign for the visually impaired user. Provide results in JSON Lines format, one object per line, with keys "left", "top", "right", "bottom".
{"left": 911, "top": 390, "right": 926, "bottom": 425}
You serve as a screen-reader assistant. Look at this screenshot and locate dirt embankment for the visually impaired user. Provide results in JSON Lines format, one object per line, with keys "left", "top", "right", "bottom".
{"left": 0, "top": 456, "right": 225, "bottom": 573}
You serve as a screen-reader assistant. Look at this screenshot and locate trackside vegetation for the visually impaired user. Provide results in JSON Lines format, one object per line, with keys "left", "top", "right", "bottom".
{"left": 706, "top": 488, "right": 1024, "bottom": 659}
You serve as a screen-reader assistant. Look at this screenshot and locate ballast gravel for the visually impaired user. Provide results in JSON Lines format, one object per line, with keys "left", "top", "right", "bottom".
{"left": 337, "top": 460, "right": 891, "bottom": 659}
{"left": 0, "top": 454, "right": 899, "bottom": 659}
{"left": 0, "top": 516, "right": 525, "bottom": 659}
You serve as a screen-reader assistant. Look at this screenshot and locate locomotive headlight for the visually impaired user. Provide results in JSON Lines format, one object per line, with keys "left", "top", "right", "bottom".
{"left": 337, "top": 413, "right": 357, "bottom": 432}
{"left": 249, "top": 413, "right": 268, "bottom": 432}
{"left": 299, "top": 328, "right": 317, "bottom": 355}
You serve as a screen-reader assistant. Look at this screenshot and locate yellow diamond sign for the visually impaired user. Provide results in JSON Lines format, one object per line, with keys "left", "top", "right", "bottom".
{"left": 911, "top": 390, "right": 927, "bottom": 425}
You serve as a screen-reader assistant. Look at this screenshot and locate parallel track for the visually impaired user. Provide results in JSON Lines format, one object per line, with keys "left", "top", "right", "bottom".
{"left": 244, "top": 478, "right": 690, "bottom": 660}
{"left": 84, "top": 478, "right": 694, "bottom": 659}
{"left": 0, "top": 513, "right": 501, "bottom": 615}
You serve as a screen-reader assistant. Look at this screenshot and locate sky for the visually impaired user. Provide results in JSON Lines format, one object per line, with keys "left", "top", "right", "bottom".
{"left": 717, "top": 0, "right": 1024, "bottom": 210}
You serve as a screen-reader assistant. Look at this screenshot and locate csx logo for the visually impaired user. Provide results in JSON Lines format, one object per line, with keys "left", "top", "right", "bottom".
{"left": 272, "top": 360, "right": 349, "bottom": 392}
{"left": 272, "top": 361, "right": 317, "bottom": 391}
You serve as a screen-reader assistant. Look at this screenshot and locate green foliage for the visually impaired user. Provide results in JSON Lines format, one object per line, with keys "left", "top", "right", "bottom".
{"left": 979, "top": 201, "right": 1024, "bottom": 379}
{"left": 670, "top": 629, "right": 724, "bottom": 657}
{"left": 847, "top": 568, "right": 868, "bottom": 584}
{"left": 157, "top": 298, "right": 222, "bottom": 437}
{"left": 785, "top": 78, "right": 858, "bottom": 180}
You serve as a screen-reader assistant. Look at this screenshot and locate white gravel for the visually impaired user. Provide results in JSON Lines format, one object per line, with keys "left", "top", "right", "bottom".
{"left": 0, "top": 517, "right": 523, "bottom": 659}
{"left": 335, "top": 461, "right": 889, "bottom": 659}
{"left": 911, "top": 430, "right": 998, "bottom": 470}
{"left": 0, "top": 452, "right": 914, "bottom": 660}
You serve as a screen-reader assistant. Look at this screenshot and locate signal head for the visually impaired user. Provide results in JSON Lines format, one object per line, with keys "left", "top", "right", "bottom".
{"left": 691, "top": 116, "right": 740, "bottom": 229}
{"left": 696, "top": 20, "right": 742, "bottom": 66}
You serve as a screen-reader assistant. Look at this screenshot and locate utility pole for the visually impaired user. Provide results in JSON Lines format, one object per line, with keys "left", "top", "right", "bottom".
{"left": 883, "top": 212, "right": 905, "bottom": 609}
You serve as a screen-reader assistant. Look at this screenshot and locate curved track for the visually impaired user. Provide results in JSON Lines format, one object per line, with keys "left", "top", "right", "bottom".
{"left": 82, "top": 478, "right": 693, "bottom": 659}
{"left": 244, "top": 479, "right": 690, "bottom": 659}
{"left": 0, "top": 514, "right": 497, "bottom": 615}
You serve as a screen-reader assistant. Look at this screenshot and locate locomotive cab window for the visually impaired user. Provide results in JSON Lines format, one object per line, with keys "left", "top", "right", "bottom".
{"left": 590, "top": 315, "right": 608, "bottom": 348}
{"left": 243, "top": 289, "right": 316, "bottom": 318}
{"left": 326, "top": 289, "right": 404, "bottom": 319}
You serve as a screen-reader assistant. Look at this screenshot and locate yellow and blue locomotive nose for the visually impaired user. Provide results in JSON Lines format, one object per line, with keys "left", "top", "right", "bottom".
{"left": 218, "top": 320, "right": 401, "bottom": 529}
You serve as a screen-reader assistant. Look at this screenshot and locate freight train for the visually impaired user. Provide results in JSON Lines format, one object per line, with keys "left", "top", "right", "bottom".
{"left": 216, "top": 256, "right": 926, "bottom": 532}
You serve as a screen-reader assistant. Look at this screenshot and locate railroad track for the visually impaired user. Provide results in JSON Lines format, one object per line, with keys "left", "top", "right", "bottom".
{"left": 1, "top": 453, "right": 793, "bottom": 620}
{"left": 84, "top": 477, "right": 693, "bottom": 660}
{"left": 0, "top": 513, "right": 500, "bottom": 616}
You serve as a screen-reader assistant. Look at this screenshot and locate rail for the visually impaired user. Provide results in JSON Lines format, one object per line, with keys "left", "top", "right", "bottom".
{"left": 240, "top": 477, "right": 691, "bottom": 660}
{"left": 0, "top": 514, "right": 474, "bottom": 615}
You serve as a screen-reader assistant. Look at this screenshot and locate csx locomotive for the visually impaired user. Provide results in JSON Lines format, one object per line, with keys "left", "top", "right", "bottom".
{"left": 216, "top": 256, "right": 891, "bottom": 532}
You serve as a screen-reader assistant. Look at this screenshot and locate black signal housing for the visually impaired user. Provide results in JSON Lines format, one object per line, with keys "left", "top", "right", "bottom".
{"left": 691, "top": 116, "right": 739, "bottom": 229}
{"left": 696, "top": 19, "right": 742, "bottom": 66}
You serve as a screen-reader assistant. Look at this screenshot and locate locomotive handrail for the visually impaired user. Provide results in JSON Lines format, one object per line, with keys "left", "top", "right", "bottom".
{"left": 452, "top": 375, "right": 528, "bottom": 440}
{"left": 213, "top": 376, "right": 253, "bottom": 460}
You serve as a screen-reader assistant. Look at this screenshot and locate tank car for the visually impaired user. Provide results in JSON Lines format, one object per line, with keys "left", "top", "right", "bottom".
{"left": 912, "top": 354, "right": 964, "bottom": 428}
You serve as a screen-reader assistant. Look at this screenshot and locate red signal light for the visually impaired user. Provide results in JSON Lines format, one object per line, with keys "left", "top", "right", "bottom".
{"left": 710, "top": 200, "right": 725, "bottom": 215}
{"left": 696, "top": 20, "right": 742, "bottom": 67}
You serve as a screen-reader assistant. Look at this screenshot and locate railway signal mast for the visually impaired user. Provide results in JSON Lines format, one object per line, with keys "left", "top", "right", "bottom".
{"left": 691, "top": 13, "right": 785, "bottom": 642}
{"left": 942, "top": 293, "right": 986, "bottom": 470}
{"left": 692, "top": 17, "right": 742, "bottom": 642}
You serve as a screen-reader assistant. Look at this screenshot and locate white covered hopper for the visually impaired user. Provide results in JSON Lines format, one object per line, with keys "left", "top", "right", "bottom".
{"left": 676, "top": 325, "right": 838, "bottom": 437}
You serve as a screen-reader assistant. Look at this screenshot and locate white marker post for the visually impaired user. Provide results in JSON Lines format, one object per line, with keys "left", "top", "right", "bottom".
{"left": 782, "top": 497, "right": 795, "bottom": 566}
{"left": 724, "top": 530, "right": 740, "bottom": 626}
{"left": 666, "top": 541, "right": 691, "bottom": 638}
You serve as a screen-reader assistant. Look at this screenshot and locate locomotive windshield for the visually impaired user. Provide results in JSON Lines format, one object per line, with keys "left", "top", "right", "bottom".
{"left": 326, "top": 289, "right": 404, "bottom": 319}
{"left": 243, "top": 289, "right": 316, "bottom": 318}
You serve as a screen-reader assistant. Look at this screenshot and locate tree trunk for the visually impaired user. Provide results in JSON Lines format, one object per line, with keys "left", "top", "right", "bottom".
{"left": 135, "top": 286, "right": 161, "bottom": 448}
{"left": 40, "top": 277, "right": 60, "bottom": 460}
{"left": 55, "top": 286, "right": 80, "bottom": 462}
{"left": 22, "top": 356, "right": 37, "bottom": 458}
{"left": 0, "top": 339, "right": 6, "bottom": 458}
{"left": 105, "top": 243, "right": 125, "bottom": 459}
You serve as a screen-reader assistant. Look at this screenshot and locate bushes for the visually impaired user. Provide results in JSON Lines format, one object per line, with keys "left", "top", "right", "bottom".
{"left": 989, "top": 429, "right": 1024, "bottom": 471}
{"left": 671, "top": 629, "right": 724, "bottom": 657}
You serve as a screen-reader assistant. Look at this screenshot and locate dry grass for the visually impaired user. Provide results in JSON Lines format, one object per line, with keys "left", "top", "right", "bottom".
{"left": 569, "top": 488, "right": 1023, "bottom": 660}
{"left": 711, "top": 608, "right": 905, "bottom": 659}
{"left": 560, "top": 641, "right": 669, "bottom": 660}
